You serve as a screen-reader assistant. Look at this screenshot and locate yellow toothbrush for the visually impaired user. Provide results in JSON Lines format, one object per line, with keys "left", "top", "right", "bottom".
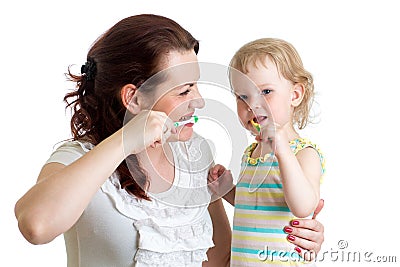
{"left": 250, "top": 119, "right": 260, "bottom": 132}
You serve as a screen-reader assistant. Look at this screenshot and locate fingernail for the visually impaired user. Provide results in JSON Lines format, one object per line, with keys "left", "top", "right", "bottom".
{"left": 295, "top": 247, "right": 302, "bottom": 253}
{"left": 283, "top": 226, "right": 293, "bottom": 233}
{"left": 287, "top": 235, "right": 295, "bottom": 242}
{"left": 291, "top": 220, "right": 299, "bottom": 226}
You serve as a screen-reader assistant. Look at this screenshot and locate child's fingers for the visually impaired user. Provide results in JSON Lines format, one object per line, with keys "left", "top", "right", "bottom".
{"left": 215, "top": 164, "right": 225, "bottom": 171}
{"left": 208, "top": 172, "right": 218, "bottom": 182}
{"left": 212, "top": 164, "right": 226, "bottom": 177}
{"left": 217, "top": 168, "right": 226, "bottom": 177}
{"left": 207, "top": 180, "right": 219, "bottom": 194}
{"left": 221, "top": 169, "right": 231, "bottom": 178}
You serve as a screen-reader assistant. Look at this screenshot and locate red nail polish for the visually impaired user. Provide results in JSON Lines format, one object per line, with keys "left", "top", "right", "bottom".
{"left": 295, "top": 247, "right": 302, "bottom": 253}
{"left": 287, "top": 235, "right": 295, "bottom": 241}
{"left": 291, "top": 220, "right": 299, "bottom": 226}
{"left": 283, "top": 226, "right": 293, "bottom": 233}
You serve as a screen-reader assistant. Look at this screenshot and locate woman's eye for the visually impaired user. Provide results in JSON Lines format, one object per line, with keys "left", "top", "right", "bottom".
{"left": 237, "top": 95, "right": 248, "bottom": 100}
{"left": 179, "top": 83, "right": 195, "bottom": 96}
{"left": 261, "top": 89, "right": 271, "bottom": 95}
{"left": 180, "top": 89, "right": 191, "bottom": 96}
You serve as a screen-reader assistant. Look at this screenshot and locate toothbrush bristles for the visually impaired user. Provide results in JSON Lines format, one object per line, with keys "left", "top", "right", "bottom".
{"left": 174, "top": 115, "right": 199, "bottom": 127}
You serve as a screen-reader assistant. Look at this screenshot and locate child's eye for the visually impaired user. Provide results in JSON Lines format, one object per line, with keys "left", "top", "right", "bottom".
{"left": 237, "top": 94, "right": 248, "bottom": 100}
{"left": 261, "top": 89, "right": 271, "bottom": 95}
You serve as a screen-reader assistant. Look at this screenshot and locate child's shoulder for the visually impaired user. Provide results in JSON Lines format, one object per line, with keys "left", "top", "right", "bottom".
{"left": 291, "top": 137, "right": 325, "bottom": 175}
{"left": 289, "top": 137, "right": 320, "bottom": 153}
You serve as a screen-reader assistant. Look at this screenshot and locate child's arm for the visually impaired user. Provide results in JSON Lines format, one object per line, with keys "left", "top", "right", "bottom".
{"left": 208, "top": 164, "right": 235, "bottom": 206}
{"left": 204, "top": 198, "right": 232, "bottom": 267}
{"left": 260, "top": 123, "right": 321, "bottom": 218}
{"left": 277, "top": 146, "right": 321, "bottom": 218}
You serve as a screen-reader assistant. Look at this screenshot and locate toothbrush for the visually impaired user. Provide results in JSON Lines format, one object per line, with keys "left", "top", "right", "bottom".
{"left": 250, "top": 119, "right": 261, "bottom": 132}
{"left": 174, "top": 115, "right": 199, "bottom": 127}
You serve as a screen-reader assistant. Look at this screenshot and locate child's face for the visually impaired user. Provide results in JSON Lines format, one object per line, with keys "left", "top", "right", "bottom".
{"left": 231, "top": 56, "right": 295, "bottom": 135}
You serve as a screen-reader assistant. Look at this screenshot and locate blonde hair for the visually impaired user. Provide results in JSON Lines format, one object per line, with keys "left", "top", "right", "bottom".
{"left": 229, "top": 38, "right": 314, "bottom": 129}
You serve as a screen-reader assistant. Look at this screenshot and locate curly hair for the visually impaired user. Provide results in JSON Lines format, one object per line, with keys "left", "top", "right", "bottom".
{"left": 64, "top": 14, "right": 199, "bottom": 200}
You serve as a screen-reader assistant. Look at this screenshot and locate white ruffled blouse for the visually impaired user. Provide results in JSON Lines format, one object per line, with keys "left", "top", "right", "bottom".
{"left": 46, "top": 133, "right": 215, "bottom": 267}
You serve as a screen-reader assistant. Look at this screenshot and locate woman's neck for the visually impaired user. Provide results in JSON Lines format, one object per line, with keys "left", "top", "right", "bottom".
{"left": 137, "top": 143, "right": 176, "bottom": 193}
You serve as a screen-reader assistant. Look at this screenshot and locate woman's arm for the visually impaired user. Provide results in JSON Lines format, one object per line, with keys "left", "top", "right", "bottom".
{"left": 203, "top": 199, "right": 231, "bottom": 267}
{"left": 15, "top": 131, "right": 126, "bottom": 244}
{"left": 15, "top": 110, "right": 173, "bottom": 245}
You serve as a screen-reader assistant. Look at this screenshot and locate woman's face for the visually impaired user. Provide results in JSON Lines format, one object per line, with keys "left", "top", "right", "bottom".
{"left": 150, "top": 50, "right": 205, "bottom": 142}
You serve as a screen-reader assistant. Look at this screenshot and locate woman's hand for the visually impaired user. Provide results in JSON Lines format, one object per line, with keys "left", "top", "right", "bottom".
{"left": 123, "top": 110, "right": 176, "bottom": 154}
{"left": 284, "top": 199, "right": 325, "bottom": 261}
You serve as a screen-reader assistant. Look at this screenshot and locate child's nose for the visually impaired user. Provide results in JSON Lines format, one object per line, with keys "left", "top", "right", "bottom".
{"left": 248, "top": 95, "right": 263, "bottom": 111}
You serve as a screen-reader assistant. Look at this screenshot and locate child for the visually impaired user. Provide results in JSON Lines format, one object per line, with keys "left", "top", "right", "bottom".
{"left": 208, "top": 38, "right": 325, "bottom": 266}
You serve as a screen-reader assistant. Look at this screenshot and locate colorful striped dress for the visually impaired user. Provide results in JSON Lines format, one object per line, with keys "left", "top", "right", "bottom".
{"left": 231, "top": 138, "right": 325, "bottom": 266}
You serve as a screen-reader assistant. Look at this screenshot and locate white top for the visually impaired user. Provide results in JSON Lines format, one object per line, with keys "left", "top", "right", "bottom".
{"left": 46, "top": 133, "right": 215, "bottom": 267}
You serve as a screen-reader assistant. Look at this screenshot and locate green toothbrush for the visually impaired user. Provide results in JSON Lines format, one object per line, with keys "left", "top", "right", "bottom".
{"left": 174, "top": 115, "right": 199, "bottom": 127}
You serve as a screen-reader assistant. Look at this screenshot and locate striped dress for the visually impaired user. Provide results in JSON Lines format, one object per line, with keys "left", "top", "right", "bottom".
{"left": 231, "top": 138, "right": 325, "bottom": 266}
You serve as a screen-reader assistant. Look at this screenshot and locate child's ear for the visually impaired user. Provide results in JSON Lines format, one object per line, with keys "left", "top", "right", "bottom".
{"left": 291, "top": 83, "right": 305, "bottom": 107}
{"left": 120, "top": 84, "right": 141, "bottom": 114}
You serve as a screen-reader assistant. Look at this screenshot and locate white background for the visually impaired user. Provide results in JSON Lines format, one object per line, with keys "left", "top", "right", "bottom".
{"left": 1, "top": 0, "right": 399, "bottom": 266}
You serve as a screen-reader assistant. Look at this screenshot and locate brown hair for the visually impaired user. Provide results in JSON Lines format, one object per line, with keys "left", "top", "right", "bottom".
{"left": 230, "top": 38, "right": 314, "bottom": 129}
{"left": 64, "top": 14, "right": 199, "bottom": 200}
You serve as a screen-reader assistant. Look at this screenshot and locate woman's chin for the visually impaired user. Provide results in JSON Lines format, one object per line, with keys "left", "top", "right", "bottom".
{"left": 175, "top": 126, "right": 194, "bottom": 141}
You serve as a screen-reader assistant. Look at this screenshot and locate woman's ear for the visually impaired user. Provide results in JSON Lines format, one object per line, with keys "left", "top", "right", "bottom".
{"left": 291, "top": 83, "right": 305, "bottom": 107}
{"left": 120, "top": 84, "right": 141, "bottom": 114}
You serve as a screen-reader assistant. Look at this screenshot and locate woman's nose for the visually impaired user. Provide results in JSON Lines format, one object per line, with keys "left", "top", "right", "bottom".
{"left": 189, "top": 85, "right": 205, "bottom": 109}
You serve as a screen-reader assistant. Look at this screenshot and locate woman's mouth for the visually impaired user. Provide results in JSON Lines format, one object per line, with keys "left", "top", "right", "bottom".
{"left": 179, "top": 115, "right": 192, "bottom": 121}
{"left": 178, "top": 112, "right": 195, "bottom": 122}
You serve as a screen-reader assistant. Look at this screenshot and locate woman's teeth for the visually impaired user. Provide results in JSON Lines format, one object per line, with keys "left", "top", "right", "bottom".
{"left": 180, "top": 116, "right": 191, "bottom": 121}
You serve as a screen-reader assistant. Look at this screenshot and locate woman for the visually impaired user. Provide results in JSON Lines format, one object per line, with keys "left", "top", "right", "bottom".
{"left": 15, "top": 14, "right": 324, "bottom": 266}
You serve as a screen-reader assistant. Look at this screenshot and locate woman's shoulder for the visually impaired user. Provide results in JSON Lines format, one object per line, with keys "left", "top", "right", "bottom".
{"left": 45, "top": 139, "right": 94, "bottom": 166}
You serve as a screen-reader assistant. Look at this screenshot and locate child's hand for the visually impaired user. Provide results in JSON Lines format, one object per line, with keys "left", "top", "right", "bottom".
{"left": 256, "top": 121, "right": 291, "bottom": 157}
{"left": 207, "top": 164, "right": 233, "bottom": 198}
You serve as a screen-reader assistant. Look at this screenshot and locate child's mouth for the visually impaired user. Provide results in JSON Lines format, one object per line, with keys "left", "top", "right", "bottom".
{"left": 252, "top": 116, "right": 268, "bottom": 124}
